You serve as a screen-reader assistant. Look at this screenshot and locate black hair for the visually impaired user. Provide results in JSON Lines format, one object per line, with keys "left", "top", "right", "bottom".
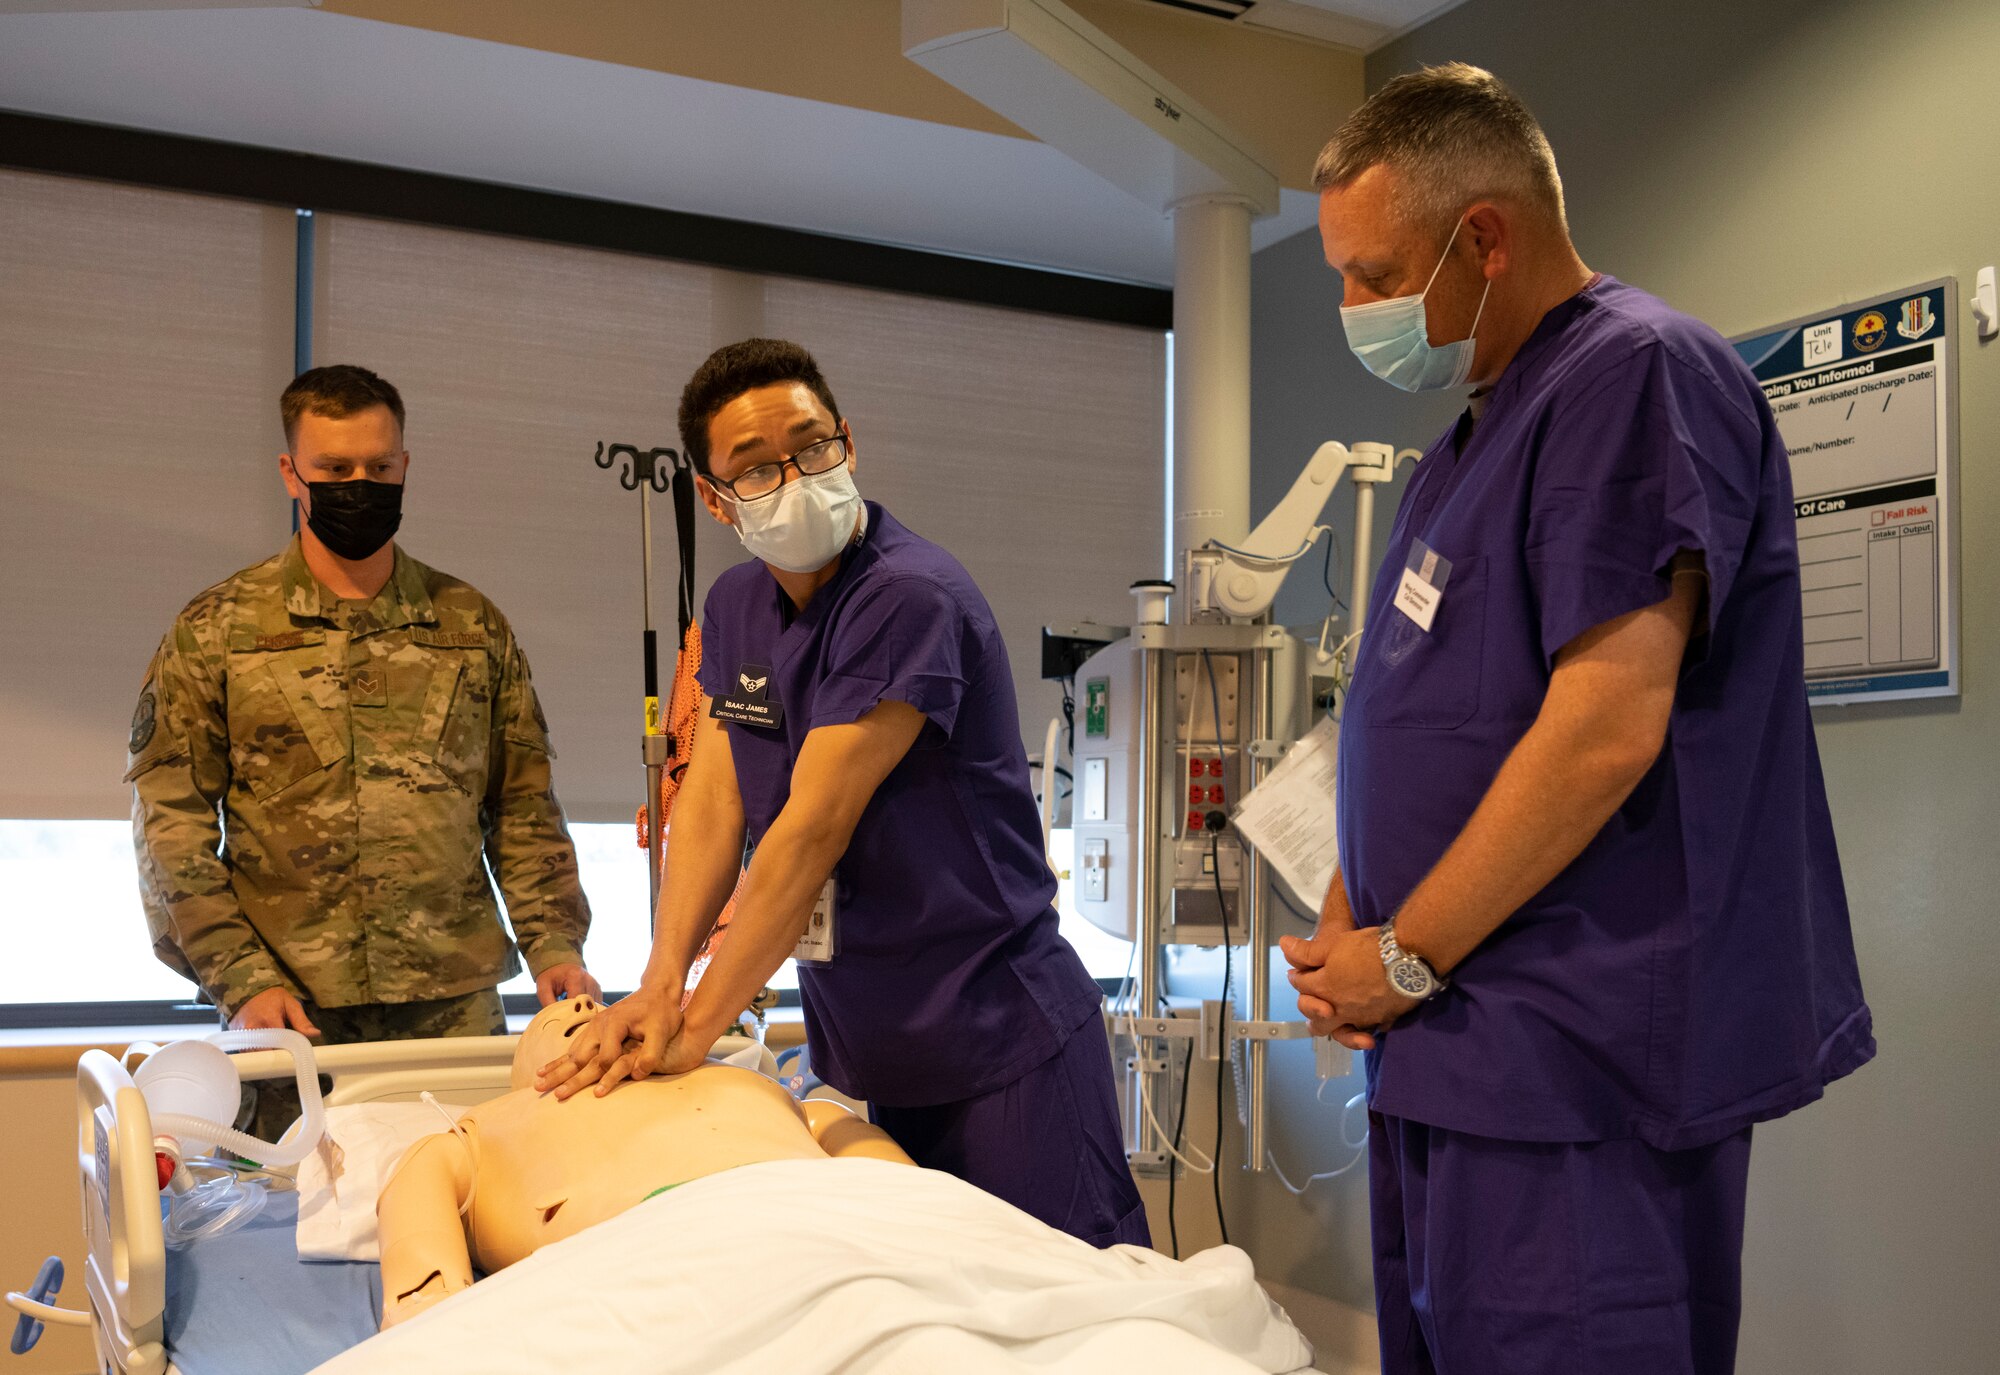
{"left": 677, "top": 338, "right": 842, "bottom": 476}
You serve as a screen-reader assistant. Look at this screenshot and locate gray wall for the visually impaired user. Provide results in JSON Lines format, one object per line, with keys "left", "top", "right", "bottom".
{"left": 1216, "top": 0, "right": 2000, "bottom": 1369}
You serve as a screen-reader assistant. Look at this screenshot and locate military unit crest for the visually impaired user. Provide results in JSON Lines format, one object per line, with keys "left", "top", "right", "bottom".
{"left": 129, "top": 688, "right": 156, "bottom": 754}
{"left": 1897, "top": 295, "right": 1936, "bottom": 341}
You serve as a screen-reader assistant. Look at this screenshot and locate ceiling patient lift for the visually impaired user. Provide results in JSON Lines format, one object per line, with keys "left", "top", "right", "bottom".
{"left": 905, "top": 0, "right": 1416, "bottom": 1178}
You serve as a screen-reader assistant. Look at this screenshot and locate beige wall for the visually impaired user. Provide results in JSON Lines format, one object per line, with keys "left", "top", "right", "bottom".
{"left": 1, "top": 1071, "right": 96, "bottom": 1375}
{"left": 1237, "top": 0, "right": 2000, "bottom": 1369}
{"left": 321, "top": 0, "right": 1363, "bottom": 190}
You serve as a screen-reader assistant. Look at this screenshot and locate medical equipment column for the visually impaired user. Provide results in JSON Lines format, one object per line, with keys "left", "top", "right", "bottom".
{"left": 1241, "top": 644, "right": 1273, "bottom": 1174}
{"left": 1345, "top": 442, "right": 1405, "bottom": 640}
{"left": 1350, "top": 482, "right": 1375, "bottom": 637}
{"left": 1132, "top": 638, "right": 1166, "bottom": 1162}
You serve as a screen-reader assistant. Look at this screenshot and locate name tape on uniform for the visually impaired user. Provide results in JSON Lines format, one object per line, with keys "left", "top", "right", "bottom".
{"left": 711, "top": 662, "right": 786, "bottom": 730}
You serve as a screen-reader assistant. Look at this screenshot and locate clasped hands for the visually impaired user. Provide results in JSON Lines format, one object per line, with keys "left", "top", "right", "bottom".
{"left": 532, "top": 984, "right": 709, "bottom": 1099}
{"left": 1278, "top": 922, "right": 1421, "bottom": 1051}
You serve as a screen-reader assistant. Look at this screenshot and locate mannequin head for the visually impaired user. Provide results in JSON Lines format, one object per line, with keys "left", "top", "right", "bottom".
{"left": 511, "top": 996, "right": 604, "bottom": 1089}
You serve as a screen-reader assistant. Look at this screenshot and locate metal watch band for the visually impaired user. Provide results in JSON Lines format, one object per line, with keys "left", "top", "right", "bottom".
{"left": 1378, "top": 919, "right": 1447, "bottom": 996}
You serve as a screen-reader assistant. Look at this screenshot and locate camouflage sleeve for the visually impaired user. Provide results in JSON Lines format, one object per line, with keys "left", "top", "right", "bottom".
{"left": 127, "top": 623, "right": 293, "bottom": 1014}
{"left": 483, "top": 625, "right": 592, "bottom": 976}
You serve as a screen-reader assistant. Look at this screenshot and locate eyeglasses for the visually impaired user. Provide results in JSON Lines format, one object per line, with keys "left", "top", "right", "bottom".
{"left": 710, "top": 433, "right": 850, "bottom": 503}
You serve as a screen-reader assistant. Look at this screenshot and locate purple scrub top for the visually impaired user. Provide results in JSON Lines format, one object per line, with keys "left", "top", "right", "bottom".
{"left": 699, "top": 502, "right": 1103, "bottom": 1108}
{"left": 1339, "top": 276, "right": 1874, "bottom": 1150}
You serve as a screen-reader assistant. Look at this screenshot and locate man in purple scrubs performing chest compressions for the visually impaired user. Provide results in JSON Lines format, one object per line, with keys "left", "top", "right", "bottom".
{"left": 1280, "top": 66, "right": 1872, "bottom": 1373}
{"left": 540, "top": 339, "right": 1147, "bottom": 1249}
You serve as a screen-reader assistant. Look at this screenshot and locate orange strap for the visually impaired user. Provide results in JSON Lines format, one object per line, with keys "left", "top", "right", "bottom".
{"left": 635, "top": 624, "right": 743, "bottom": 994}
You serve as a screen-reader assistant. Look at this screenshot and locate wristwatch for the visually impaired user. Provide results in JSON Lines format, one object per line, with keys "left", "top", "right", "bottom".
{"left": 1378, "top": 920, "right": 1447, "bottom": 1001}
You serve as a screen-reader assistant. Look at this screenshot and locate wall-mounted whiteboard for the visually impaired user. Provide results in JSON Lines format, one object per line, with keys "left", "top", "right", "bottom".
{"left": 1732, "top": 279, "right": 1959, "bottom": 705}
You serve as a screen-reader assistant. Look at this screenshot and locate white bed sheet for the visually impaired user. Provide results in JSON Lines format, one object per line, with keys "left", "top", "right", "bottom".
{"left": 297, "top": 1101, "right": 468, "bottom": 1262}
{"left": 308, "top": 1156, "right": 1318, "bottom": 1374}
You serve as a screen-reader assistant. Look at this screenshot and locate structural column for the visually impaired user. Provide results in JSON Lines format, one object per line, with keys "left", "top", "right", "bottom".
{"left": 1171, "top": 194, "right": 1255, "bottom": 566}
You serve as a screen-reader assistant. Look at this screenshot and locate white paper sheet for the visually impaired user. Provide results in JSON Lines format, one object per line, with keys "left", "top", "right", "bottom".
{"left": 1230, "top": 715, "right": 1339, "bottom": 911}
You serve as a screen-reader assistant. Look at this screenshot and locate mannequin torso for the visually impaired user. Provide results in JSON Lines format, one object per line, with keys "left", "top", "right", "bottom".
{"left": 376, "top": 997, "right": 910, "bottom": 1327}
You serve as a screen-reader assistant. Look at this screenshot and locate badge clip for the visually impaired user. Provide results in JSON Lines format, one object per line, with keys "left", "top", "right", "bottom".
{"left": 793, "top": 877, "right": 838, "bottom": 965}
{"left": 1392, "top": 540, "right": 1454, "bottom": 634}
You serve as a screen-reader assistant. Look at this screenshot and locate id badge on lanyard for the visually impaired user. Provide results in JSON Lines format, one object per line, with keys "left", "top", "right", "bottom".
{"left": 794, "top": 875, "right": 838, "bottom": 965}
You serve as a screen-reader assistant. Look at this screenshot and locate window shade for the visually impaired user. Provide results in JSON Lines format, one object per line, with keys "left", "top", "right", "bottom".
{"left": 760, "top": 275, "right": 1165, "bottom": 754}
{"left": 0, "top": 169, "right": 296, "bottom": 819}
{"left": 0, "top": 189, "right": 1162, "bottom": 826}
{"left": 312, "top": 212, "right": 717, "bottom": 824}
{"left": 313, "top": 214, "right": 1165, "bottom": 823}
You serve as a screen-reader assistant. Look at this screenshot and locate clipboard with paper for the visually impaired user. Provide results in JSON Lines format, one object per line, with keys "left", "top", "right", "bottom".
{"left": 1229, "top": 714, "right": 1339, "bottom": 913}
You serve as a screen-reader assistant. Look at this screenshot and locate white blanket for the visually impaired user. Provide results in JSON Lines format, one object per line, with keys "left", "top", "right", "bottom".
{"left": 309, "top": 1157, "right": 1317, "bottom": 1375}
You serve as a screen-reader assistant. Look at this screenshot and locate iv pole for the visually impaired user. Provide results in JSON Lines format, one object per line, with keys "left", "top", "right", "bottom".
{"left": 592, "top": 442, "right": 682, "bottom": 927}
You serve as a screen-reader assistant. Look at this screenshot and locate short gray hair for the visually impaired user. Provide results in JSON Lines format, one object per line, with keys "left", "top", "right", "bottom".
{"left": 1312, "top": 63, "right": 1566, "bottom": 238}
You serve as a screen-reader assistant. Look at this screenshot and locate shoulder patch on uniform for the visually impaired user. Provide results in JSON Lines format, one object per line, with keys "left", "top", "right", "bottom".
{"left": 129, "top": 689, "right": 157, "bottom": 753}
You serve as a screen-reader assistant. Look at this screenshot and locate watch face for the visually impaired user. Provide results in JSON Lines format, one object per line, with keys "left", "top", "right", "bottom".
{"left": 1389, "top": 959, "right": 1433, "bottom": 999}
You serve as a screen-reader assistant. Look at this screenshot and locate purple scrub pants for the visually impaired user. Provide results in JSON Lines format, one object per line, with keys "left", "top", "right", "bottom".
{"left": 873, "top": 1015, "right": 1151, "bottom": 1249}
{"left": 1370, "top": 1113, "right": 1753, "bottom": 1375}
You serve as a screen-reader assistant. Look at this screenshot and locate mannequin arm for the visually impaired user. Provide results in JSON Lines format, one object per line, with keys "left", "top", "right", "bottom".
{"left": 801, "top": 1099, "right": 915, "bottom": 1166}
{"left": 377, "top": 1132, "right": 477, "bottom": 1329}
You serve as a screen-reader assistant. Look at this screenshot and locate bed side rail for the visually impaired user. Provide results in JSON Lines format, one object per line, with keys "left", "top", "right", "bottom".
{"left": 75, "top": 1049, "right": 168, "bottom": 1375}
{"left": 228, "top": 1034, "right": 523, "bottom": 1106}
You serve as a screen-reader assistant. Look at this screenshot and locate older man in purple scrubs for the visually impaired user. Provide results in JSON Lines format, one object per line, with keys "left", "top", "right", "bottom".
{"left": 539, "top": 338, "right": 1147, "bottom": 1249}
{"left": 1280, "top": 65, "right": 1873, "bottom": 1373}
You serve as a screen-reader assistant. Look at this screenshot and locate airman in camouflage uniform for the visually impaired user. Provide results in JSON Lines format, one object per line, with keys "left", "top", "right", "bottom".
{"left": 128, "top": 365, "right": 594, "bottom": 1132}
{"left": 129, "top": 535, "right": 591, "bottom": 1006}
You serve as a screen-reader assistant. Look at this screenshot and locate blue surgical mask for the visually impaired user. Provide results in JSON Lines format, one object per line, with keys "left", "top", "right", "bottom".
{"left": 1339, "top": 218, "right": 1491, "bottom": 392}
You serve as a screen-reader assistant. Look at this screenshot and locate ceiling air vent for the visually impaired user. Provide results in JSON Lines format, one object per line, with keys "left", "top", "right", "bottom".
{"left": 1133, "top": 0, "right": 1255, "bottom": 19}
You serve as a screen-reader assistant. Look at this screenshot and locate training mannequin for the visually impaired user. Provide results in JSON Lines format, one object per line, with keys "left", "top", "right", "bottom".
{"left": 376, "top": 995, "right": 913, "bottom": 1328}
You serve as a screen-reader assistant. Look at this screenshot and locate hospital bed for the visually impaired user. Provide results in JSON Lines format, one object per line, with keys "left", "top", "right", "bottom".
{"left": 16, "top": 1034, "right": 1321, "bottom": 1375}
{"left": 27, "top": 1034, "right": 536, "bottom": 1375}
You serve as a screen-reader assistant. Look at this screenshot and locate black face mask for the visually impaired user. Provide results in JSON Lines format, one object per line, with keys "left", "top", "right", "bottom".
{"left": 304, "top": 479, "right": 404, "bottom": 561}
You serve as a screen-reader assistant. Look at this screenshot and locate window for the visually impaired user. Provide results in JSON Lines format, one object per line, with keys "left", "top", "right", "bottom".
{"left": 0, "top": 820, "right": 665, "bottom": 1010}
{"left": 492, "top": 824, "right": 1134, "bottom": 997}
{"left": 0, "top": 820, "right": 1129, "bottom": 1014}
